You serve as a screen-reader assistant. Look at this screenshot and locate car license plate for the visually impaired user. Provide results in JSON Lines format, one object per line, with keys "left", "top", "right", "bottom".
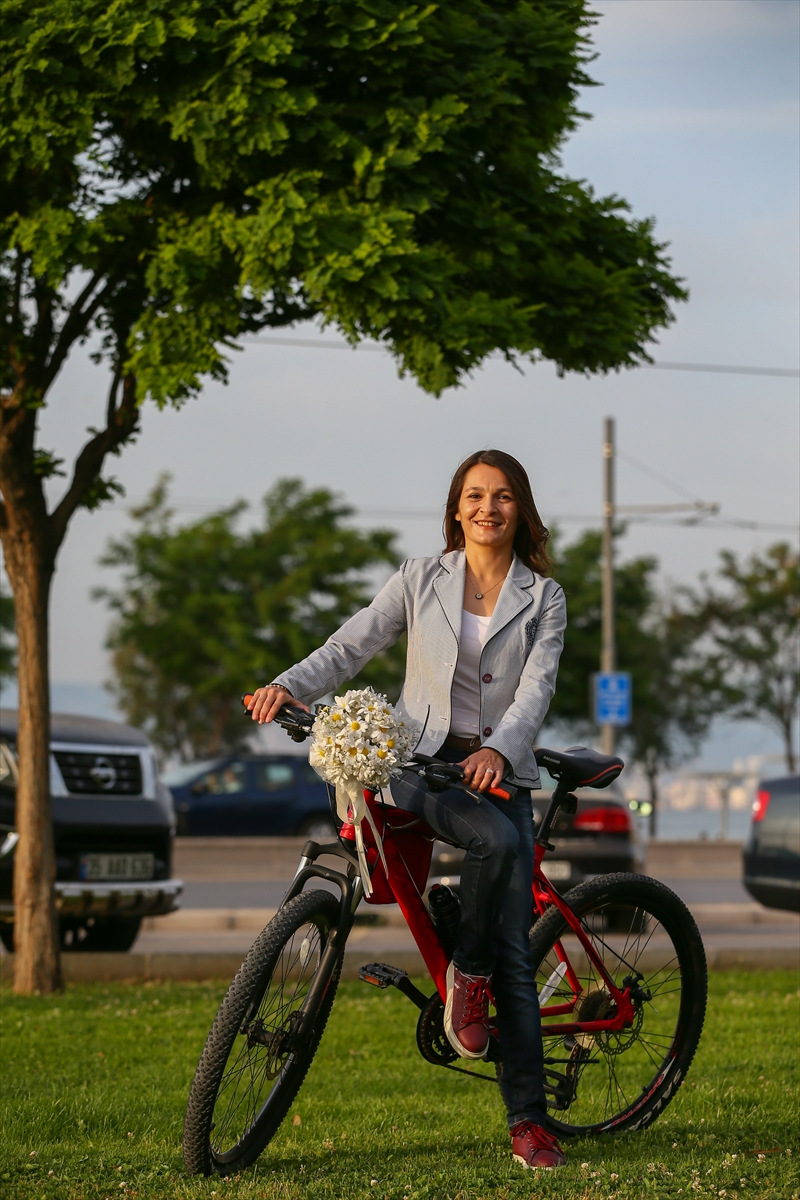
{"left": 541, "top": 860, "right": 571, "bottom": 881}
{"left": 79, "top": 853, "right": 155, "bottom": 881}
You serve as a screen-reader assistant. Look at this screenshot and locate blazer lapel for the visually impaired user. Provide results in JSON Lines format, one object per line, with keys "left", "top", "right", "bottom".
{"left": 484, "top": 554, "right": 535, "bottom": 643}
{"left": 432, "top": 550, "right": 466, "bottom": 640}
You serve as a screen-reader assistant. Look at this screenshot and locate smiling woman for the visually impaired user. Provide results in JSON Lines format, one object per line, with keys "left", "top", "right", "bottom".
{"left": 249, "top": 447, "right": 569, "bottom": 1169}
{"left": 444, "top": 449, "right": 553, "bottom": 583}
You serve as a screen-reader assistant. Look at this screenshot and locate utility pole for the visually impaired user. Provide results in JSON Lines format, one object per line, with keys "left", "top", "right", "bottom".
{"left": 601, "top": 416, "right": 616, "bottom": 755}
{"left": 594, "top": 423, "right": 720, "bottom": 834}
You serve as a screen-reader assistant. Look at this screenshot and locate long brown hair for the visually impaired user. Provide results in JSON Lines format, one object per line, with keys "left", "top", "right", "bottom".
{"left": 443, "top": 449, "right": 552, "bottom": 575}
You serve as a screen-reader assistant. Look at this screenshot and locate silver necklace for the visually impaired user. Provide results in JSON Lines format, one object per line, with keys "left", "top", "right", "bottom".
{"left": 467, "top": 568, "right": 506, "bottom": 600}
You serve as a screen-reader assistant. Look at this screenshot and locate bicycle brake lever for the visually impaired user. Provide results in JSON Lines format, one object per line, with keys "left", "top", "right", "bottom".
{"left": 241, "top": 694, "right": 314, "bottom": 741}
{"left": 405, "top": 756, "right": 512, "bottom": 801}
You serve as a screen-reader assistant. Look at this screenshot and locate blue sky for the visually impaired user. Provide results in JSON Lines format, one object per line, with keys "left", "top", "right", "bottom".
{"left": 3, "top": 1, "right": 799, "bottom": 767}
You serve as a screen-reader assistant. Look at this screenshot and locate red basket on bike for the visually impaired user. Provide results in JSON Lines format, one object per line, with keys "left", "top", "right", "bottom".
{"left": 339, "top": 795, "right": 436, "bottom": 905}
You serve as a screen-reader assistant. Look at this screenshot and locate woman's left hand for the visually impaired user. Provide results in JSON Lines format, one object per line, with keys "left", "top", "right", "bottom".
{"left": 460, "top": 748, "right": 509, "bottom": 794}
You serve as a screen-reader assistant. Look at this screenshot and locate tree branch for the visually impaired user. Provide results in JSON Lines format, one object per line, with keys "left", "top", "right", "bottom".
{"left": 106, "top": 365, "right": 122, "bottom": 426}
{"left": 49, "top": 374, "right": 139, "bottom": 550}
{"left": 41, "top": 268, "right": 114, "bottom": 391}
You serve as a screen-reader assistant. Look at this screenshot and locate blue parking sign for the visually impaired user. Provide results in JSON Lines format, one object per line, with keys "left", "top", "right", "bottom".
{"left": 594, "top": 672, "right": 632, "bottom": 726}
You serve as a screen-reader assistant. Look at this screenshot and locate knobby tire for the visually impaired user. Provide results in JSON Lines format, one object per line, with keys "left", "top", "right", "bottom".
{"left": 183, "top": 889, "right": 343, "bottom": 1176}
{"left": 530, "top": 873, "right": 707, "bottom": 1137}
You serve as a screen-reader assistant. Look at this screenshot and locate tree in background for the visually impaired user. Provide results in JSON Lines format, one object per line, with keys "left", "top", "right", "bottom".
{"left": 683, "top": 544, "right": 799, "bottom": 773}
{"left": 1, "top": 0, "right": 686, "bottom": 991}
{"left": 548, "top": 529, "right": 714, "bottom": 828}
{"left": 96, "top": 478, "right": 405, "bottom": 763}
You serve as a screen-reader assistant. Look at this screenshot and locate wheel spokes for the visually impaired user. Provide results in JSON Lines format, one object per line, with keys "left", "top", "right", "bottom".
{"left": 210, "top": 918, "right": 326, "bottom": 1156}
{"left": 536, "top": 900, "right": 683, "bottom": 1130}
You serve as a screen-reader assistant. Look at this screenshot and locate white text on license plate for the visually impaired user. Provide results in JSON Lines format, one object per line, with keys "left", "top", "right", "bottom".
{"left": 79, "top": 853, "right": 155, "bottom": 881}
{"left": 541, "top": 860, "right": 571, "bottom": 881}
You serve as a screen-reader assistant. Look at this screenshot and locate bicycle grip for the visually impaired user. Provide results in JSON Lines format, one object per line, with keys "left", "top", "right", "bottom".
{"left": 487, "top": 785, "right": 511, "bottom": 801}
{"left": 242, "top": 693, "right": 255, "bottom": 713}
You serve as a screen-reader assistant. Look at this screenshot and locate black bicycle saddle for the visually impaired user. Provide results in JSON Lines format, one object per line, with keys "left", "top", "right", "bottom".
{"left": 534, "top": 745, "right": 624, "bottom": 790}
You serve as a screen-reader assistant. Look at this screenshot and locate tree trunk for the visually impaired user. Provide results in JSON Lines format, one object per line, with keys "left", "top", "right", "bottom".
{"left": 208, "top": 695, "right": 234, "bottom": 756}
{"left": 782, "top": 721, "right": 797, "bottom": 774}
{"left": 3, "top": 533, "right": 61, "bottom": 993}
{"left": 645, "top": 750, "right": 659, "bottom": 840}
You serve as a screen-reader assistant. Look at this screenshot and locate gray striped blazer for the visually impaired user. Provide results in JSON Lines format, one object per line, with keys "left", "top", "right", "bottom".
{"left": 273, "top": 549, "right": 566, "bottom": 788}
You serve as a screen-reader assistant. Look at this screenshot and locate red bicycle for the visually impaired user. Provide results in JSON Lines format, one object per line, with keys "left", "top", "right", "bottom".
{"left": 183, "top": 703, "right": 707, "bottom": 1177}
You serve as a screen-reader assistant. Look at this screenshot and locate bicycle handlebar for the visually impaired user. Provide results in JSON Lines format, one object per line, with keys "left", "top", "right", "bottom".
{"left": 405, "top": 753, "right": 512, "bottom": 802}
{"left": 242, "top": 694, "right": 314, "bottom": 742}
{"left": 241, "top": 695, "right": 512, "bottom": 802}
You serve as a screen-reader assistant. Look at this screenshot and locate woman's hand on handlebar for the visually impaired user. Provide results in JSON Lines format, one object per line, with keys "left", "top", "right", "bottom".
{"left": 459, "top": 748, "right": 508, "bottom": 794}
{"left": 247, "top": 686, "right": 309, "bottom": 725}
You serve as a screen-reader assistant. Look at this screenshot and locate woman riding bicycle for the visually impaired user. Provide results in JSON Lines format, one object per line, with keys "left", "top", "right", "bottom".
{"left": 248, "top": 448, "right": 568, "bottom": 1171}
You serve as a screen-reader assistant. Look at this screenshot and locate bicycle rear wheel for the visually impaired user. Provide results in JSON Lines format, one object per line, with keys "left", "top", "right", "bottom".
{"left": 183, "top": 889, "right": 343, "bottom": 1176}
{"left": 529, "top": 873, "right": 707, "bottom": 1137}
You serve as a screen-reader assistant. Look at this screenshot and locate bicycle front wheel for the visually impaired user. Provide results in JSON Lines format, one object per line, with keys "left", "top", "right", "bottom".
{"left": 529, "top": 873, "right": 707, "bottom": 1137}
{"left": 183, "top": 889, "right": 344, "bottom": 1176}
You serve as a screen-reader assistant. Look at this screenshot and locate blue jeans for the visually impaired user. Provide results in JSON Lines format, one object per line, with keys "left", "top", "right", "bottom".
{"left": 391, "top": 749, "right": 547, "bottom": 1128}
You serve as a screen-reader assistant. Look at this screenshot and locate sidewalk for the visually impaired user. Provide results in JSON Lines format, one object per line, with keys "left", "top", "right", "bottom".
{"left": 2, "top": 899, "right": 794, "bottom": 983}
{"left": 131, "top": 899, "right": 799, "bottom": 970}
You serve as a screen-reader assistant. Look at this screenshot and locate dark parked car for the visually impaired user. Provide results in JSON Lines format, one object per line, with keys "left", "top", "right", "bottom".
{"left": 0, "top": 709, "right": 182, "bottom": 952}
{"left": 432, "top": 763, "right": 645, "bottom": 890}
{"left": 164, "top": 755, "right": 336, "bottom": 839}
{"left": 743, "top": 774, "right": 800, "bottom": 913}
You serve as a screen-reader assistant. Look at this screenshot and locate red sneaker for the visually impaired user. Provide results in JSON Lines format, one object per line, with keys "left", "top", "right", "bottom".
{"left": 444, "top": 961, "right": 491, "bottom": 1059}
{"left": 510, "top": 1121, "right": 566, "bottom": 1169}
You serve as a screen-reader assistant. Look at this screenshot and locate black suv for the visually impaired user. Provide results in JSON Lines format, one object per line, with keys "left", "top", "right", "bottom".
{"left": 743, "top": 774, "right": 800, "bottom": 913}
{"left": 0, "top": 709, "right": 182, "bottom": 952}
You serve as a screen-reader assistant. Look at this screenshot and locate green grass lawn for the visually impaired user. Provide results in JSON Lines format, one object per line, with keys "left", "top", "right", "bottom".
{"left": 0, "top": 970, "right": 797, "bottom": 1200}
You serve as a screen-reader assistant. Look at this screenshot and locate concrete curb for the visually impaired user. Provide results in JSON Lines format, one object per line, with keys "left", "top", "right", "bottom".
{"left": 139, "top": 902, "right": 798, "bottom": 933}
{"left": 0, "top": 947, "right": 429, "bottom": 983}
{"left": 1, "top": 943, "right": 796, "bottom": 984}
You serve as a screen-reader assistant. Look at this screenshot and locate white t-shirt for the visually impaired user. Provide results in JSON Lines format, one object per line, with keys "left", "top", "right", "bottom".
{"left": 450, "top": 609, "right": 491, "bottom": 738}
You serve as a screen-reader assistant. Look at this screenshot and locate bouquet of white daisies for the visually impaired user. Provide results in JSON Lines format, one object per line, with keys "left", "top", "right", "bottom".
{"left": 308, "top": 687, "right": 418, "bottom": 895}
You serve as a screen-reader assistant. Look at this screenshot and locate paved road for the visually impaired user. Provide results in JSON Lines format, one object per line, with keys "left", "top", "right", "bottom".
{"left": 178, "top": 876, "right": 754, "bottom": 909}
{"left": 173, "top": 835, "right": 754, "bottom": 908}
{"left": 138, "top": 841, "right": 797, "bottom": 964}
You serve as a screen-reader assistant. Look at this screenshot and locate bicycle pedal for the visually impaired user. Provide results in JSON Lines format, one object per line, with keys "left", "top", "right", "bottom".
{"left": 359, "top": 962, "right": 408, "bottom": 989}
{"left": 359, "top": 963, "right": 429, "bottom": 1011}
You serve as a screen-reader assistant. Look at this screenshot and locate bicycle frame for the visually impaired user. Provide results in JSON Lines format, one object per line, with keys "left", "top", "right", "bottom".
{"left": 299, "top": 786, "right": 636, "bottom": 1040}
{"left": 531, "top": 843, "right": 635, "bottom": 1034}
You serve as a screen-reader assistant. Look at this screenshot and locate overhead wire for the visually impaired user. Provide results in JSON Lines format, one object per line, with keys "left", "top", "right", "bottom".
{"left": 242, "top": 335, "right": 800, "bottom": 378}
{"left": 616, "top": 448, "right": 705, "bottom": 504}
{"left": 101, "top": 496, "right": 797, "bottom": 533}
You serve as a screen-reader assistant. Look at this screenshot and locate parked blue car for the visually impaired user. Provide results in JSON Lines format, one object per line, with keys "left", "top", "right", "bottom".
{"left": 163, "top": 755, "right": 336, "bottom": 839}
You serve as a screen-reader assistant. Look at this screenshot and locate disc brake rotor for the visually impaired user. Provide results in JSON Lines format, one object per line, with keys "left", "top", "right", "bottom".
{"left": 242, "top": 1009, "right": 304, "bottom": 1079}
{"left": 574, "top": 986, "right": 644, "bottom": 1054}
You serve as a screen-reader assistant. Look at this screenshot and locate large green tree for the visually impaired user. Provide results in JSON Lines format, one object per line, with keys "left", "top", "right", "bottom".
{"left": 548, "top": 529, "right": 714, "bottom": 828}
{"left": 682, "top": 544, "right": 800, "bottom": 773}
{"left": 95, "top": 477, "right": 405, "bottom": 762}
{"left": 0, "top": 0, "right": 685, "bottom": 992}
